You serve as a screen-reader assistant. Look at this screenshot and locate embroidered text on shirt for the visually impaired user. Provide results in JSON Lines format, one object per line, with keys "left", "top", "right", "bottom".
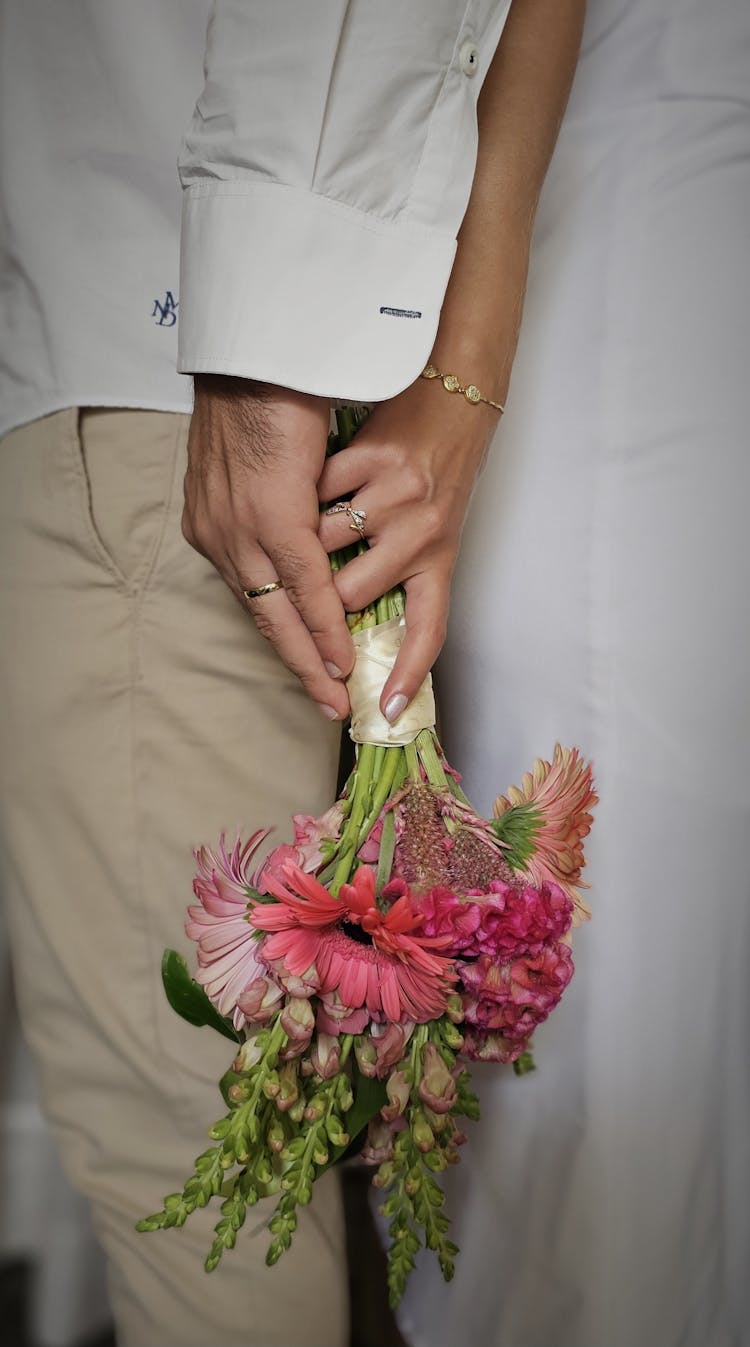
{"left": 379, "top": 306, "right": 422, "bottom": 319}
{"left": 151, "top": 291, "right": 179, "bottom": 327}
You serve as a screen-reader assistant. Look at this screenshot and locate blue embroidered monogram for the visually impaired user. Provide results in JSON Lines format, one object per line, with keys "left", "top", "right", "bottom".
{"left": 151, "top": 291, "right": 179, "bottom": 327}
{"left": 379, "top": 306, "right": 422, "bottom": 319}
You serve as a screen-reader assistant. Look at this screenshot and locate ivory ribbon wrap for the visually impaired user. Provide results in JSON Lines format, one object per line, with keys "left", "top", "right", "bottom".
{"left": 346, "top": 617, "right": 436, "bottom": 747}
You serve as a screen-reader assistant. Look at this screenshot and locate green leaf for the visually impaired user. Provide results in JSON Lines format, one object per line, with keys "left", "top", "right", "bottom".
{"left": 161, "top": 949, "right": 241, "bottom": 1044}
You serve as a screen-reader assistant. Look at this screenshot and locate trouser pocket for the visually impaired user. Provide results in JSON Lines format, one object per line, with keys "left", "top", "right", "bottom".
{"left": 65, "top": 407, "right": 186, "bottom": 591}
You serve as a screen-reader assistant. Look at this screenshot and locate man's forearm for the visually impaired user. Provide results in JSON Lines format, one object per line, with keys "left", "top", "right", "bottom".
{"left": 431, "top": 0, "right": 586, "bottom": 402}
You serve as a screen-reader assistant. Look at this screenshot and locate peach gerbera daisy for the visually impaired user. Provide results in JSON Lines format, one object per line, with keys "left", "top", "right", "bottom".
{"left": 250, "top": 864, "right": 455, "bottom": 1025}
{"left": 493, "top": 745, "right": 597, "bottom": 925}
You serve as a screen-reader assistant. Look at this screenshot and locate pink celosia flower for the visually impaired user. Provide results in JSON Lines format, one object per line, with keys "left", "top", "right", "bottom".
{"left": 494, "top": 745, "right": 597, "bottom": 924}
{"left": 250, "top": 863, "right": 455, "bottom": 1027}
{"left": 416, "top": 879, "right": 573, "bottom": 960}
{"left": 186, "top": 831, "right": 271, "bottom": 1029}
{"left": 409, "top": 885, "right": 482, "bottom": 950}
{"left": 417, "top": 881, "right": 570, "bottom": 956}
{"left": 390, "top": 782, "right": 518, "bottom": 897}
{"left": 458, "top": 942, "right": 574, "bottom": 1061}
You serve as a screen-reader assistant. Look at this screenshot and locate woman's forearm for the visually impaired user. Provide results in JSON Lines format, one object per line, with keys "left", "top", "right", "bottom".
{"left": 432, "top": 0, "right": 586, "bottom": 402}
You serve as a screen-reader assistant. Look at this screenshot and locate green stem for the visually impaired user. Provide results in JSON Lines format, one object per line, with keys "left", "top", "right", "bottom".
{"left": 415, "top": 730, "right": 449, "bottom": 791}
{"left": 375, "top": 809, "right": 396, "bottom": 896}
{"left": 404, "top": 741, "right": 421, "bottom": 782}
{"left": 329, "top": 742, "right": 376, "bottom": 894}
{"left": 356, "top": 746, "right": 403, "bottom": 848}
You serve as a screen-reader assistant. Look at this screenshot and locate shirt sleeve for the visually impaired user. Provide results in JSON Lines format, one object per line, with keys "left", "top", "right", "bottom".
{"left": 177, "top": 0, "right": 513, "bottom": 401}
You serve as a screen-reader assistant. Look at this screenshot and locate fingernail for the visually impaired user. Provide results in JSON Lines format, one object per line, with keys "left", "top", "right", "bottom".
{"left": 319, "top": 704, "right": 340, "bottom": 721}
{"left": 324, "top": 661, "right": 343, "bottom": 679}
{"left": 384, "top": 693, "right": 408, "bottom": 724}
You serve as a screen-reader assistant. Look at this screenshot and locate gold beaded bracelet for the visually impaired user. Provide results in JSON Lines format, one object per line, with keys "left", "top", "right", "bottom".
{"left": 421, "top": 363, "right": 504, "bottom": 413}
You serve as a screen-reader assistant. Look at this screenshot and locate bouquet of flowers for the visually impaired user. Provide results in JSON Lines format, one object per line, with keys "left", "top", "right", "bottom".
{"left": 138, "top": 408, "right": 597, "bottom": 1304}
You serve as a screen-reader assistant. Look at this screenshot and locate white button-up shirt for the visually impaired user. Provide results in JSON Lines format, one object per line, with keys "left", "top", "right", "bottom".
{"left": 0, "top": 0, "right": 512, "bottom": 438}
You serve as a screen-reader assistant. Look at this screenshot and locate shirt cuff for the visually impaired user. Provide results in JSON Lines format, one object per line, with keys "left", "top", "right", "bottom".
{"left": 177, "top": 180, "right": 457, "bottom": 402}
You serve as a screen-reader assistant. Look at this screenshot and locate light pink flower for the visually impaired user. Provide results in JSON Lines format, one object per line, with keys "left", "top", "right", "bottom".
{"left": 361, "top": 1117, "right": 397, "bottom": 1166}
{"left": 381, "top": 1069, "right": 411, "bottom": 1123}
{"left": 235, "top": 975, "right": 285, "bottom": 1024}
{"left": 310, "top": 1032, "right": 341, "bottom": 1080}
{"left": 417, "top": 1043, "right": 457, "bottom": 1115}
{"left": 292, "top": 802, "right": 345, "bottom": 868}
{"left": 279, "top": 996, "right": 315, "bottom": 1057}
{"left": 186, "top": 831, "right": 271, "bottom": 1029}
{"left": 254, "top": 804, "right": 345, "bottom": 895}
{"left": 371, "top": 1020, "right": 413, "bottom": 1076}
{"left": 256, "top": 844, "right": 301, "bottom": 894}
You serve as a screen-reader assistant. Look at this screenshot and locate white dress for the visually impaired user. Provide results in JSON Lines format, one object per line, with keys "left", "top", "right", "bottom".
{"left": 401, "top": 2, "right": 750, "bottom": 1344}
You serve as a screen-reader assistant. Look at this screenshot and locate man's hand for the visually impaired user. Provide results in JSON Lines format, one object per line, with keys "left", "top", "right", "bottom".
{"left": 183, "top": 376, "right": 354, "bottom": 719}
{"left": 318, "top": 376, "right": 498, "bottom": 723}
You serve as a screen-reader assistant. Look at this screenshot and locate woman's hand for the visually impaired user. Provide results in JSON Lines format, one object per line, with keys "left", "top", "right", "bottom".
{"left": 318, "top": 376, "right": 500, "bottom": 722}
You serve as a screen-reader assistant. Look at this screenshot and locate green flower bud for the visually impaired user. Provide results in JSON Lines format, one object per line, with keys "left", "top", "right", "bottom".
{"left": 412, "top": 1109, "right": 435, "bottom": 1153}
{"left": 444, "top": 994, "right": 464, "bottom": 1026}
{"left": 267, "top": 1119, "right": 285, "bottom": 1153}
{"left": 262, "top": 1070, "right": 281, "bottom": 1099}
{"left": 372, "top": 1160, "right": 396, "bottom": 1189}
{"left": 281, "top": 1136, "right": 307, "bottom": 1162}
{"left": 303, "top": 1094, "right": 327, "bottom": 1123}
{"left": 422, "top": 1147, "right": 447, "bottom": 1173}
{"left": 324, "top": 1114, "right": 349, "bottom": 1147}
{"left": 275, "top": 1061, "right": 299, "bottom": 1112}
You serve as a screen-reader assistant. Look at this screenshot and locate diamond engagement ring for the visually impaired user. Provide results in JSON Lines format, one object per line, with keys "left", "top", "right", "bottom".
{"left": 325, "top": 500, "right": 367, "bottom": 539}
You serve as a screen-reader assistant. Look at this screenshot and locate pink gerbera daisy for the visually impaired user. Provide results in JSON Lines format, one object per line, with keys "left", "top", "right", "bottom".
{"left": 185, "top": 830, "right": 270, "bottom": 1029}
{"left": 250, "top": 864, "right": 455, "bottom": 1026}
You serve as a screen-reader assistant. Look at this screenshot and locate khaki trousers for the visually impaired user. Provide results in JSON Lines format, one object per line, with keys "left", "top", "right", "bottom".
{"left": 0, "top": 409, "right": 348, "bottom": 1347}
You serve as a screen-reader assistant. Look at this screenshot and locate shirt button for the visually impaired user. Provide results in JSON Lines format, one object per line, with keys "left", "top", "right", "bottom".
{"left": 459, "top": 39, "right": 479, "bottom": 77}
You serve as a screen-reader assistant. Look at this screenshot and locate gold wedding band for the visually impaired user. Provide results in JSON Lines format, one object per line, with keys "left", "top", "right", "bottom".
{"left": 243, "top": 581, "right": 284, "bottom": 600}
